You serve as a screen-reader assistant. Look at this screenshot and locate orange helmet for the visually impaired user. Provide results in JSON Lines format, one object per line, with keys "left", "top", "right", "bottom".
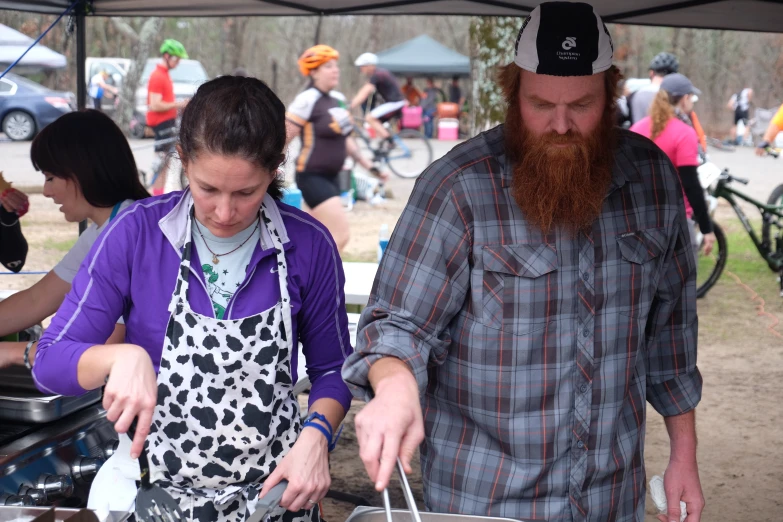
{"left": 298, "top": 45, "right": 339, "bottom": 76}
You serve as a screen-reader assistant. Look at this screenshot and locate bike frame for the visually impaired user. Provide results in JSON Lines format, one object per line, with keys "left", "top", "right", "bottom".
{"left": 711, "top": 178, "right": 783, "bottom": 271}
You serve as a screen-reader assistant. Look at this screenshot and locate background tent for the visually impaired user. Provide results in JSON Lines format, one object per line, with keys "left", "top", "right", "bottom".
{"left": 0, "top": 23, "right": 66, "bottom": 73}
{"left": 376, "top": 35, "right": 470, "bottom": 78}
{"left": 1, "top": 1, "right": 783, "bottom": 33}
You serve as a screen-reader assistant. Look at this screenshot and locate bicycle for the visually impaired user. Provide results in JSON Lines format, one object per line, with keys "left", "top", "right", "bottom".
{"left": 353, "top": 116, "right": 433, "bottom": 179}
{"left": 695, "top": 164, "right": 783, "bottom": 298}
{"left": 137, "top": 129, "right": 186, "bottom": 192}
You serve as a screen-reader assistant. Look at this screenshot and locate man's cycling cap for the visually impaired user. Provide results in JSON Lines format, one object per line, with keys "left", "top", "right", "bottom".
{"left": 514, "top": 1, "right": 613, "bottom": 77}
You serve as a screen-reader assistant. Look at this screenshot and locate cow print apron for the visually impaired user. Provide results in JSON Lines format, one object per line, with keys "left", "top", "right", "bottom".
{"left": 145, "top": 202, "right": 317, "bottom": 522}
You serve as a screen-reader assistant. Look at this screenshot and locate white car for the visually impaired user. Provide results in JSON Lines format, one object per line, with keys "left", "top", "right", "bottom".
{"left": 85, "top": 57, "right": 209, "bottom": 135}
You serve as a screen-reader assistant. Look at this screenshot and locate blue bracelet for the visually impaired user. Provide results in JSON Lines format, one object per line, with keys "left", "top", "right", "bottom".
{"left": 303, "top": 412, "right": 342, "bottom": 452}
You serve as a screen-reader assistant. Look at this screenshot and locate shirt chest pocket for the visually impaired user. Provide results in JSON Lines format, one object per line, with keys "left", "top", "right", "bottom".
{"left": 614, "top": 227, "right": 668, "bottom": 317}
{"left": 478, "top": 244, "right": 558, "bottom": 335}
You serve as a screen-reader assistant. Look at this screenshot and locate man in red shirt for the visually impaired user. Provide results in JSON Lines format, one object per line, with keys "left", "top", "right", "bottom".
{"left": 147, "top": 39, "right": 189, "bottom": 195}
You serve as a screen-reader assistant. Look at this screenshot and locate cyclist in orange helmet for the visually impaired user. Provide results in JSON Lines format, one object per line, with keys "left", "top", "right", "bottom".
{"left": 286, "top": 45, "right": 386, "bottom": 251}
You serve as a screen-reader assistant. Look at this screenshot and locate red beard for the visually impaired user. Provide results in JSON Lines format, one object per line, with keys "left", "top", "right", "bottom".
{"left": 505, "top": 99, "right": 616, "bottom": 235}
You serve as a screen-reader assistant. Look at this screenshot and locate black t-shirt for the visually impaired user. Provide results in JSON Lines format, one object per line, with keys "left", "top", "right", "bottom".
{"left": 286, "top": 87, "right": 353, "bottom": 174}
{"left": 0, "top": 207, "right": 27, "bottom": 272}
{"left": 448, "top": 84, "right": 462, "bottom": 104}
{"left": 370, "top": 68, "right": 403, "bottom": 103}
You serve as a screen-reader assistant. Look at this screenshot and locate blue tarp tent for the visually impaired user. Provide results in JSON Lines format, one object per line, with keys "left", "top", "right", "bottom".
{"left": 376, "top": 35, "right": 470, "bottom": 78}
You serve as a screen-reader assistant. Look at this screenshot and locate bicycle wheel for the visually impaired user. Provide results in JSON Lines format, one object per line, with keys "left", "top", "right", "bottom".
{"left": 696, "top": 221, "right": 727, "bottom": 298}
{"left": 386, "top": 129, "right": 433, "bottom": 179}
{"left": 761, "top": 184, "right": 783, "bottom": 251}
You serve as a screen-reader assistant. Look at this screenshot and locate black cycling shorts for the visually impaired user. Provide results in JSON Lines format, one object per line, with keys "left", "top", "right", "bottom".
{"left": 296, "top": 171, "right": 341, "bottom": 209}
{"left": 734, "top": 108, "right": 749, "bottom": 125}
{"left": 152, "top": 119, "right": 177, "bottom": 153}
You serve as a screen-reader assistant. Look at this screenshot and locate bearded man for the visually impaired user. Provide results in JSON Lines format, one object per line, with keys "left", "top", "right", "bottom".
{"left": 343, "top": 2, "right": 704, "bottom": 522}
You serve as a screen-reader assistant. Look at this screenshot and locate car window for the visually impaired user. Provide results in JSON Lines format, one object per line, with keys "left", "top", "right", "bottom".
{"left": 5, "top": 74, "right": 46, "bottom": 93}
{"left": 0, "top": 79, "right": 13, "bottom": 94}
{"left": 141, "top": 60, "right": 208, "bottom": 85}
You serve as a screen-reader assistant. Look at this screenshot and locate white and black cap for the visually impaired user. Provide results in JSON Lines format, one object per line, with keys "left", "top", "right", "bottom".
{"left": 514, "top": 1, "right": 614, "bottom": 77}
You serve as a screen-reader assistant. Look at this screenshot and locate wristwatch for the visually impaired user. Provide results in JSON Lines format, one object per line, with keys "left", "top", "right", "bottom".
{"left": 23, "top": 341, "right": 34, "bottom": 370}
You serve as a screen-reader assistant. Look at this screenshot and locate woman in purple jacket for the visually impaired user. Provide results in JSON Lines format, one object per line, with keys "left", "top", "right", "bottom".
{"left": 34, "top": 76, "right": 352, "bottom": 522}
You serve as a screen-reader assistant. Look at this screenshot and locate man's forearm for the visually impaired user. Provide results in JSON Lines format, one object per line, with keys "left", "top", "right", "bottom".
{"left": 763, "top": 123, "right": 781, "bottom": 144}
{"left": 664, "top": 410, "right": 698, "bottom": 462}
{"left": 368, "top": 356, "right": 416, "bottom": 392}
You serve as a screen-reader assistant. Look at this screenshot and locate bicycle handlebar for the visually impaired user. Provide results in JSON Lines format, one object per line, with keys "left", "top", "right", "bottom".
{"left": 720, "top": 172, "right": 749, "bottom": 185}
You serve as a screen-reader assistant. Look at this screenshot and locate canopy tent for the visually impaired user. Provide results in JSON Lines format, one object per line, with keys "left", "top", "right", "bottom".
{"left": 376, "top": 35, "right": 470, "bottom": 77}
{"left": 1, "top": 0, "right": 783, "bottom": 33}
{"left": 1, "top": 0, "right": 782, "bottom": 113}
{"left": 0, "top": 23, "right": 66, "bottom": 73}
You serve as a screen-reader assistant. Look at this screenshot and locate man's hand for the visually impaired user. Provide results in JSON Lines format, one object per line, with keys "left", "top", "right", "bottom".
{"left": 657, "top": 458, "right": 705, "bottom": 522}
{"left": 355, "top": 359, "right": 424, "bottom": 491}
{"left": 700, "top": 232, "right": 716, "bottom": 256}
{"left": 0, "top": 187, "right": 29, "bottom": 216}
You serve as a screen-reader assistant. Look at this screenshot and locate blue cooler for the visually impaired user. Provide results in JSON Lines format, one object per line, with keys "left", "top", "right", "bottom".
{"left": 282, "top": 186, "right": 303, "bottom": 209}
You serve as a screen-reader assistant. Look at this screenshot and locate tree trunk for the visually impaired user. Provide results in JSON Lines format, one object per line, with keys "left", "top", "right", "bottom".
{"left": 112, "top": 17, "right": 163, "bottom": 136}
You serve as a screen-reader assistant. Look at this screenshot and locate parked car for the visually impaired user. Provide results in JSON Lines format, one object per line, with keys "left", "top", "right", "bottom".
{"left": 86, "top": 57, "right": 209, "bottom": 136}
{"left": 0, "top": 73, "right": 74, "bottom": 141}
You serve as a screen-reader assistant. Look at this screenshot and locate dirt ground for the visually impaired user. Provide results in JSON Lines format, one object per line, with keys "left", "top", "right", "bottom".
{"left": 9, "top": 195, "right": 783, "bottom": 521}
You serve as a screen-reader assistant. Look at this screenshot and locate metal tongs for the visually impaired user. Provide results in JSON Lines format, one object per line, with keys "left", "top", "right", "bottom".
{"left": 382, "top": 458, "right": 423, "bottom": 522}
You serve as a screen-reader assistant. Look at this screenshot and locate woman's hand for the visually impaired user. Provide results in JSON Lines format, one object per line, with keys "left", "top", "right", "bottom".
{"left": 102, "top": 344, "right": 158, "bottom": 459}
{"left": 260, "top": 426, "right": 331, "bottom": 513}
{"left": 0, "top": 188, "right": 29, "bottom": 216}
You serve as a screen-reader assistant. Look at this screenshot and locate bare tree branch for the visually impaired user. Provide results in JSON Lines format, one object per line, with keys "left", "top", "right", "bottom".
{"left": 110, "top": 17, "right": 140, "bottom": 44}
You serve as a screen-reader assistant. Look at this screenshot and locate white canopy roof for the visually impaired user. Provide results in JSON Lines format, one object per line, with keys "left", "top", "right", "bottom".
{"left": 0, "top": 1, "right": 781, "bottom": 33}
{"left": 0, "top": 22, "right": 66, "bottom": 72}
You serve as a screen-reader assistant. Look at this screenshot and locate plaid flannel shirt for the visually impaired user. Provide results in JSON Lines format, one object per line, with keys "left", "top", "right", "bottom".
{"left": 342, "top": 125, "right": 702, "bottom": 522}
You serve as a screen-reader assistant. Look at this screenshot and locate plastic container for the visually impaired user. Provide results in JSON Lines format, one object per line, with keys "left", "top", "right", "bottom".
{"left": 378, "top": 224, "right": 390, "bottom": 262}
{"left": 438, "top": 118, "right": 459, "bottom": 140}
{"left": 364, "top": 121, "right": 376, "bottom": 139}
{"left": 437, "top": 102, "right": 459, "bottom": 119}
{"left": 282, "top": 185, "right": 303, "bottom": 209}
{"left": 401, "top": 106, "right": 423, "bottom": 129}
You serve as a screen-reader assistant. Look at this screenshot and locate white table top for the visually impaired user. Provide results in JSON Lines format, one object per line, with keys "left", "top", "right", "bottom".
{"left": 342, "top": 261, "right": 378, "bottom": 306}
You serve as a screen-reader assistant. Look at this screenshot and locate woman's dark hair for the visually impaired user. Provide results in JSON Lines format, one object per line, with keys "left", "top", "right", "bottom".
{"left": 30, "top": 110, "right": 149, "bottom": 207}
{"left": 178, "top": 76, "right": 286, "bottom": 200}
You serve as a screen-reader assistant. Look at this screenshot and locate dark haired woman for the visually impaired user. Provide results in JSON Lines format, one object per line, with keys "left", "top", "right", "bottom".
{"left": 34, "top": 76, "right": 351, "bottom": 522}
{"left": 0, "top": 110, "right": 149, "bottom": 369}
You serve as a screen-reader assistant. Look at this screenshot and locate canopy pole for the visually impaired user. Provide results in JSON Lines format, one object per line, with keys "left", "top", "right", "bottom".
{"left": 76, "top": 5, "right": 87, "bottom": 235}
{"left": 76, "top": 9, "right": 86, "bottom": 111}
{"left": 314, "top": 13, "right": 322, "bottom": 45}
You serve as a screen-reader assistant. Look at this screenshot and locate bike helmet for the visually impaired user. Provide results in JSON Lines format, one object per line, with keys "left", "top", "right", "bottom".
{"left": 354, "top": 53, "right": 378, "bottom": 67}
{"left": 298, "top": 45, "right": 339, "bottom": 76}
{"left": 649, "top": 52, "right": 678, "bottom": 75}
{"left": 160, "top": 39, "right": 188, "bottom": 59}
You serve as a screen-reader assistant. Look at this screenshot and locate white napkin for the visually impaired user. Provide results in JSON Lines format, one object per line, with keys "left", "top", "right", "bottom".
{"left": 87, "top": 434, "right": 140, "bottom": 522}
{"left": 649, "top": 475, "right": 687, "bottom": 522}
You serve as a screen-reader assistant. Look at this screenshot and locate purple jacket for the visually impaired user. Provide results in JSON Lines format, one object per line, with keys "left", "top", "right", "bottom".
{"left": 34, "top": 191, "right": 353, "bottom": 413}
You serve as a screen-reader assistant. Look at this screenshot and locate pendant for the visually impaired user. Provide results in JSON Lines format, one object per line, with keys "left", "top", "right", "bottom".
{"left": 213, "top": 254, "right": 219, "bottom": 265}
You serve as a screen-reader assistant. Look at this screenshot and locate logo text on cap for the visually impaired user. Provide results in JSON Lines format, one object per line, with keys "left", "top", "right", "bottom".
{"left": 562, "top": 37, "right": 577, "bottom": 50}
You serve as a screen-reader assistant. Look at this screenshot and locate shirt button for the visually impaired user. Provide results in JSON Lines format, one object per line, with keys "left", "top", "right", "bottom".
{"left": 577, "top": 440, "right": 584, "bottom": 449}
{"left": 583, "top": 272, "right": 590, "bottom": 281}
{"left": 580, "top": 384, "right": 588, "bottom": 393}
{"left": 582, "top": 329, "right": 589, "bottom": 337}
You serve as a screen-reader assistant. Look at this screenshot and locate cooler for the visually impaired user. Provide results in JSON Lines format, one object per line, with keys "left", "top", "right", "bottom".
{"left": 401, "top": 106, "right": 423, "bottom": 129}
{"left": 282, "top": 185, "right": 302, "bottom": 209}
{"left": 438, "top": 118, "right": 459, "bottom": 140}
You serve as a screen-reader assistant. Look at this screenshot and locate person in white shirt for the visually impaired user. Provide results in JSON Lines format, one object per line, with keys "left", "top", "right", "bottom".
{"left": 0, "top": 110, "right": 149, "bottom": 369}
{"left": 728, "top": 87, "right": 753, "bottom": 145}
{"left": 89, "top": 70, "right": 119, "bottom": 111}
